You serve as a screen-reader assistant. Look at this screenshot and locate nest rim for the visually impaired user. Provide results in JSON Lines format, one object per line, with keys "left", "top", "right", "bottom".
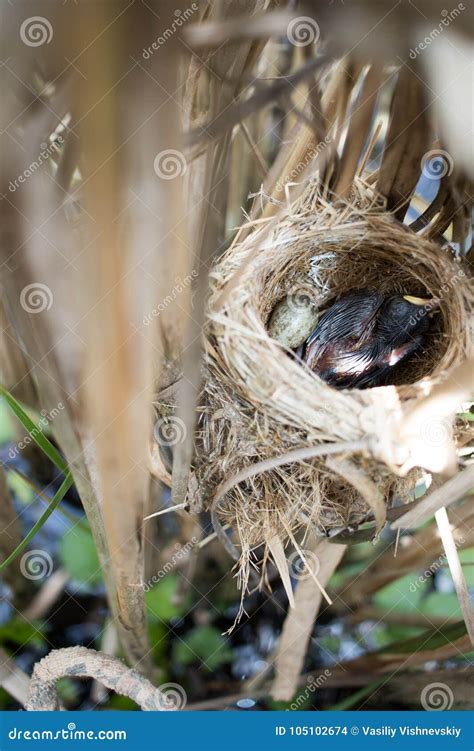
{"left": 195, "top": 181, "right": 472, "bottom": 568}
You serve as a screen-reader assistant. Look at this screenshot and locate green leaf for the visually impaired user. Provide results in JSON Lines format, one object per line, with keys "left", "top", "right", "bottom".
{"left": 0, "top": 398, "right": 15, "bottom": 443}
{"left": 145, "top": 574, "right": 191, "bottom": 623}
{"left": 373, "top": 572, "right": 428, "bottom": 612}
{"left": 330, "top": 562, "right": 365, "bottom": 589}
{"left": 173, "top": 626, "right": 233, "bottom": 671}
{"left": 371, "top": 624, "right": 424, "bottom": 649}
{"left": 0, "top": 389, "right": 75, "bottom": 572}
{"left": 59, "top": 524, "right": 102, "bottom": 585}
{"left": 56, "top": 678, "right": 80, "bottom": 706}
{"left": 0, "top": 617, "right": 46, "bottom": 649}
{"left": 106, "top": 695, "right": 139, "bottom": 710}
{"left": 459, "top": 548, "right": 474, "bottom": 587}
{"left": 423, "top": 592, "right": 461, "bottom": 619}
{"left": 7, "top": 466, "right": 89, "bottom": 530}
{"left": 6, "top": 471, "right": 34, "bottom": 504}
{"left": 0, "top": 472, "right": 74, "bottom": 572}
{"left": 377, "top": 620, "right": 467, "bottom": 655}
{"left": 318, "top": 634, "right": 343, "bottom": 656}
{"left": 0, "top": 386, "right": 67, "bottom": 473}
{"left": 148, "top": 622, "right": 169, "bottom": 663}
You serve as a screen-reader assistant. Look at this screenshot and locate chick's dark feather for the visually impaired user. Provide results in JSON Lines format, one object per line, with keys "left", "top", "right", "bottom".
{"left": 307, "top": 290, "right": 383, "bottom": 344}
{"left": 304, "top": 288, "right": 432, "bottom": 389}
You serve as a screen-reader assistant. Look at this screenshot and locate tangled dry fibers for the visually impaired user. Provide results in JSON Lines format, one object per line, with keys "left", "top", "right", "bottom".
{"left": 187, "top": 179, "right": 472, "bottom": 587}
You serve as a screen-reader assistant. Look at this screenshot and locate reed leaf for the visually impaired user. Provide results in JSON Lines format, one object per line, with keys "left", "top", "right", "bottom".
{"left": 0, "top": 386, "right": 67, "bottom": 473}
{"left": 0, "top": 472, "right": 73, "bottom": 572}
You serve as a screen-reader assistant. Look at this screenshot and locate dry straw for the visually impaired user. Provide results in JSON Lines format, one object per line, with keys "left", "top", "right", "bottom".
{"left": 185, "top": 177, "right": 472, "bottom": 591}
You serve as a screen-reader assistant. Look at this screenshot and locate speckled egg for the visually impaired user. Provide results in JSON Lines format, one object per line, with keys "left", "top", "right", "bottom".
{"left": 268, "top": 295, "right": 319, "bottom": 349}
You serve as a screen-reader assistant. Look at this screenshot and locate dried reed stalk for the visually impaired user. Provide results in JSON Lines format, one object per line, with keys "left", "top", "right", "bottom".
{"left": 73, "top": 1, "right": 190, "bottom": 673}
{"left": 271, "top": 538, "right": 346, "bottom": 701}
{"left": 172, "top": 0, "right": 273, "bottom": 509}
{"left": 0, "top": 0, "right": 189, "bottom": 673}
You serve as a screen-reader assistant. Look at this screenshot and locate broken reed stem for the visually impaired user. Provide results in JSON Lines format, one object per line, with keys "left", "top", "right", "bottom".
{"left": 271, "top": 538, "right": 346, "bottom": 701}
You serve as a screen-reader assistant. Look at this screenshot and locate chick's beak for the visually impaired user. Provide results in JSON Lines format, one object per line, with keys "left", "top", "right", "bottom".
{"left": 403, "top": 295, "right": 435, "bottom": 307}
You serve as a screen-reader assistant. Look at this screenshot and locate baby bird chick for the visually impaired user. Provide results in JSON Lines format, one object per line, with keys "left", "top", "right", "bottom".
{"left": 304, "top": 289, "right": 437, "bottom": 389}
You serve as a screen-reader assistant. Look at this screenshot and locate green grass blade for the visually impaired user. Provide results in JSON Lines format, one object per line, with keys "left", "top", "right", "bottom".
{"left": 0, "top": 386, "right": 67, "bottom": 473}
{"left": 376, "top": 620, "right": 467, "bottom": 654}
{"left": 6, "top": 465, "right": 89, "bottom": 532}
{"left": 0, "top": 472, "right": 74, "bottom": 572}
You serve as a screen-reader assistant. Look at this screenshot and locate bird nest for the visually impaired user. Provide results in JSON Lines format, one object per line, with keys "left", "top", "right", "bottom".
{"left": 184, "top": 178, "right": 472, "bottom": 584}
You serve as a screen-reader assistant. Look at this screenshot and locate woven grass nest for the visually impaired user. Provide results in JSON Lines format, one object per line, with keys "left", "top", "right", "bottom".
{"left": 185, "top": 178, "right": 472, "bottom": 582}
